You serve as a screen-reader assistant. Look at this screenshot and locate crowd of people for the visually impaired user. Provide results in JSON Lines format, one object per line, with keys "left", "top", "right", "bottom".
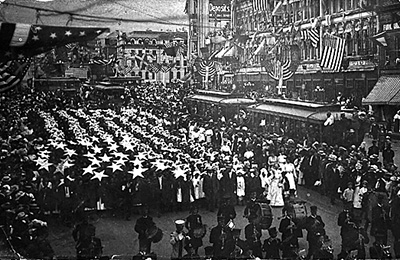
{"left": 0, "top": 80, "right": 400, "bottom": 260}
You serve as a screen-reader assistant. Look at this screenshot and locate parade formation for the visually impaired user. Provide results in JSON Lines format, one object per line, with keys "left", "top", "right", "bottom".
{"left": 2, "top": 0, "right": 400, "bottom": 260}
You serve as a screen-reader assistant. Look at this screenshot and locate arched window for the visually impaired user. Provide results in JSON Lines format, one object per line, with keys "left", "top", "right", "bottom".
{"left": 139, "top": 71, "right": 143, "bottom": 79}
{"left": 169, "top": 71, "right": 174, "bottom": 80}
{"left": 152, "top": 39, "right": 157, "bottom": 45}
{"left": 145, "top": 71, "right": 149, "bottom": 79}
{"left": 177, "top": 71, "right": 181, "bottom": 79}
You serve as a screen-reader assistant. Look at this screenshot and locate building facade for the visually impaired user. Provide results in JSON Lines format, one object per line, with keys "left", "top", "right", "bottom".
{"left": 105, "top": 30, "right": 188, "bottom": 83}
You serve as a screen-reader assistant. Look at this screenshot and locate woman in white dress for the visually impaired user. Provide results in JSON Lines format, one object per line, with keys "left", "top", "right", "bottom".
{"left": 267, "top": 163, "right": 285, "bottom": 207}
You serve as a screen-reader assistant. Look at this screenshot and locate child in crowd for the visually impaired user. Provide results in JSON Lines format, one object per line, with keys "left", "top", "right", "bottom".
{"left": 341, "top": 181, "right": 354, "bottom": 208}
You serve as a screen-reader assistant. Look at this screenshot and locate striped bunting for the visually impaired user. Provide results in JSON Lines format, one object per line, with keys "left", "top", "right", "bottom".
{"left": 90, "top": 56, "right": 116, "bottom": 66}
{"left": 252, "top": 0, "right": 268, "bottom": 11}
{"left": 308, "top": 28, "right": 320, "bottom": 48}
{"left": 197, "top": 60, "right": 216, "bottom": 78}
{"left": 300, "top": 29, "right": 320, "bottom": 48}
{"left": 320, "top": 35, "right": 346, "bottom": 72}
{"left": 267, "top": 59, "right": 293, "bottom": 81}
{"left": 148, "top": 62, "right": 161, "bottom": 73}
{"left": 0, "top": 58, "right": 31, "bottom": 93}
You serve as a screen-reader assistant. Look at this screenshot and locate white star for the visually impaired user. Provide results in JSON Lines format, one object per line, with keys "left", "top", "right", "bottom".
{"left": 56, "top": 142, "right": 67, "bottom": 150}
{"left": 107, "top": 163, "right": 123, "bottom": 173}
{"left": 83, "top": 164, "right": 97, "bottom": 175}
{"left": 63, "top": 160, "right": 74, "bottom": 169}
{"left": 137, "top": 152, "right": 147, "bottom": 161}
{"left": 131, "top": 157, "right": 142, "bottom": 167}
{"left": 92, "top": 145, "right": 103, "bottom": 154}
{"left": 115, "top": 157, "right": 127, "bottom": 166}
{"left": 54, "top": 162, "right": 66, "bottom": 175}
{"left": 152, "top": 160, "right": 170, "bottom": 171}
{"left": 124, "top": 143, "right": 135, "bottom": 151}
{"left": 65, "top": 30, "right": 72, "bottom": 36}
{"left": 114, "top": 152, "right": 129, "bottom": 160}
{"left": 128, "top": 166, "right": 147, "bottom": 179}
{"left": 38, "top": 161, "right": 53, "bottom": 172}
{"left": 64, "top": 148, "right": 77, "bottom": 157}
{"left": 89, "top": 157, "right": 102, "bottom": 167}
{"left": 50, "top": 33, "right": 57, "bottom": 39}
{"left": 91, "top": 136, "right": 99, "bottom": 143}
{"left": 91, "top": 170, "right": 108, "bottom": 182}
{"left": 104, "top": 136, "right": 114, "bottom": 144}
{"left": 33, "top": 157, "right": 47, "bottom": 166}
{"left": 34, "top": 26, "right": 42, "bottom": 31}
{"left": 84, "top": 152, "right": 95, "bottom": 158}
{"left": 79, "top": 31, "right": 86, "bottom": 36}
{"left": 108, "top": 143, "right": 119, "bottom": 152}
{"left": 5, "top": 51, "right": 12, "bottom": 57}
{"left": 173, "top": 167, "right": 187, "bottom": 180}
{"left": 99, "top": 153, "right": 112, "bottom": 163}
{"left": 96, "top": 30, "right": 102, "bottom": 34}
{"left": 17, "top": 54, "right": 25, "bottom": 59}
{"left": 32, "top": 35, "right": 39, "bottom": 41}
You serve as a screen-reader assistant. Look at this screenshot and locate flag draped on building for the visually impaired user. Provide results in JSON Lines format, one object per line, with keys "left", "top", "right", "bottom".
{"left": 197, "top": 60, "right": 216, "bottom": 78}
{"left": 164, "top": 42, "right": 177, "bottom": 57}
{"left": 0, "top": 22, "right": 108, "bottom": 62}
{"left": 252, "top": 0, "right": 268, "bottom": 11}
{"left": 0, "top": 58, "right": 32, "bottom": 93}
{"left": 89, "top": 56, "right": 116, "bottom": 66}
{"left": 134, "top": 53, "right": 148, "bottom": 70}
{"left": 320, "top": 34, "right": 346, "bottom": 72}
{"left": 370, "top": 32, "right": 388, "bottom": 48}
{"left": 148, "top": 62, "right": 161, "bottom": 73}
{"left": 300, "top": 29, "right": 320, "bottom": 48}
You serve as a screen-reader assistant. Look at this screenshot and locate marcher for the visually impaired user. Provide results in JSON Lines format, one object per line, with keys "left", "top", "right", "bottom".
{"left": 305, "top": 205, "right": 325, "bottom": 260}
{"left": 185, "top": 205, "right": 204, "bottom": 255}
{"left": 244, "top": 214, "right": 263, "bottom": 258}
{"left": 263, "top": 227, "right": 281, "bottom": 259}
{"left": 209, "top": 216, "right": 234, "bottom": 258}
{"left": 279, "top": 207, "right": 301, "bottom": 259}
{"left": 134, "top": 206, "right": 156, "bottom": 254}
{"left": 170, "top": 219, "right": 190, "bottom": 259}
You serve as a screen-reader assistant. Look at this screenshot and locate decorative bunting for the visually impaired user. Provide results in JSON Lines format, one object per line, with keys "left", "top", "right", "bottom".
{"left": 0, "top": 57, "right": 31, "bottom": 93}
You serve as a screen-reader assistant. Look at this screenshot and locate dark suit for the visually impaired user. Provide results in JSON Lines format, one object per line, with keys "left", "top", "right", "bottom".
{"left": 220, "top": 171, "right": 237, "bottom": 201}
{"left": 209, "top": 225, "right": 234, "bottom": 258}
{"left": 305, "top": 215, "right": 325, "bottom": 258}
{"left": 245, "top": 223, "right": 262, "bottom": 257}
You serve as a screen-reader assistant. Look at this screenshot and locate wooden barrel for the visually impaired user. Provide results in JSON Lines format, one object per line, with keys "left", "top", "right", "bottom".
{"left": 259, "top": 202, "right": 273, "bottom": 229}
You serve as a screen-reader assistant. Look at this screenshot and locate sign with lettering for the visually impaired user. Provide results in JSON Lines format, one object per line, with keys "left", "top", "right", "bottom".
{"left": 209, "top": 0, "right": 231, "bottom": 21}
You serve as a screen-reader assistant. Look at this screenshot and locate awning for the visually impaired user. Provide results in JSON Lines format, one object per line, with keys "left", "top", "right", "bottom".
{"left": 186, "top": 94, "right": 225, "bottom": 104}
{"left": 362, "top": 75, "right": 400, "bottom": 105}
{"left": 220, "top": 98, "right": 256, "bottom": 105}
{"left": 247, "top": 103, "right": 342, "bottom": 124}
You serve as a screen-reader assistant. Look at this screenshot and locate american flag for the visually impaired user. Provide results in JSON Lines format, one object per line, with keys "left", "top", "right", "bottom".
{"left": 0, "top": 58, "right": 31, "bottom": 93}
{"left": 148, "top": 62, "right": 161, "bottom": 73}
{"left": 0, "top": 22, "right": 108, "bottom": 62}
{"left": 308, "top": 28, "right": 320, "bottom": 48}
{"left": 252, "top": 0, "right": 268, "bottom": 11}
{"left": 301, "top": 29, "right": 320, "bottom": 48}
{"left": 320, "top": 35, "right": 346, "bottom": 72}
{"left": 90, "top": 56, "right": 116, "bottom": 66}
{"left": 161, "top": 63, "right": 172, "bottom": 73}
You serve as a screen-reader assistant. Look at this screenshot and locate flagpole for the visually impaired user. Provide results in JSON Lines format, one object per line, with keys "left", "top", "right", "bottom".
{"left": 319, "top": 0, "right": 324, "bottom": 59}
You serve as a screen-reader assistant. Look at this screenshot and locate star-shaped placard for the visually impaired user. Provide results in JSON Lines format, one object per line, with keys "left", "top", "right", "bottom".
{"left": 83, "top": 164, "right": 97, "bottom": 175}
{"left": 128, "top": 166, "right": 147, "bottom": 179}
{"left": 173, "top": 167, "right": 187, "bottom": 180}
{"left": 108, "top": 143, "right": 119, "bottom": 152}
{"left": 107, "top": 163, "right": 123, "bottom": 173}
{"left": 92, "top": 145, "right": 103, "bottom": 154}
{"left": 38, "top": 160, "right": 53, "bottom": 172}
{"left": 91, "top": 170, "right": 108, "bottom": 182}
{"left": 64, "top": 148, "right": 77, "bottom": 157}
{"left": 100, "top": 153, "right": 112, "bottom": 163}
{"left": 89, "top": 157, "right": 102, "bottom": 167}
{"left": 131, "top": 157, "right": 143, "bottom": 167}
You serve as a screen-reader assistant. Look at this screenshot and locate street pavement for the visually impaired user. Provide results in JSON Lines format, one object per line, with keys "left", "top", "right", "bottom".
{"left": 44, "top": 136, "right": 400, "bottom": 259}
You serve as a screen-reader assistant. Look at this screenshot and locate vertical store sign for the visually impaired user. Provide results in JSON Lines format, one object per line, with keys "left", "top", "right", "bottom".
{"left": 209, "top": 0, "right": 231, "bottom": 22}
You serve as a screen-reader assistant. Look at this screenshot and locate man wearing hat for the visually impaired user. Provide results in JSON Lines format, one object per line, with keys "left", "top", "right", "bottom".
{"left": 170, "top": 219, "right": 190, "bottom": 259}
{"left": 324, "top": 154, "right": 340, "bottom": 205}
{"left": 244, "top": 214, "right": 262, "bottom": 257}
{"left": 305, "top": 205, "right": 325, "bottom": 260}
{"left": 263, "top": 227, "right": 281, "bottom": 259}
{"left": 210, "top": 215, "right": 234, "bottom": 258}
{"left": 134, "top": 206, "right": 156, "bottom": 254}
{"left": 217, "top": 195, "right": 236, "bottom": 226}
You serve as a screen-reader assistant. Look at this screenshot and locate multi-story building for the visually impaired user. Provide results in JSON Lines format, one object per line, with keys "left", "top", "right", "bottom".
{"left": 232, "top": 0, "right": 380, "bottom": 106}
{"left": 105, "top": 30, "right": 188, "bottom": 83}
